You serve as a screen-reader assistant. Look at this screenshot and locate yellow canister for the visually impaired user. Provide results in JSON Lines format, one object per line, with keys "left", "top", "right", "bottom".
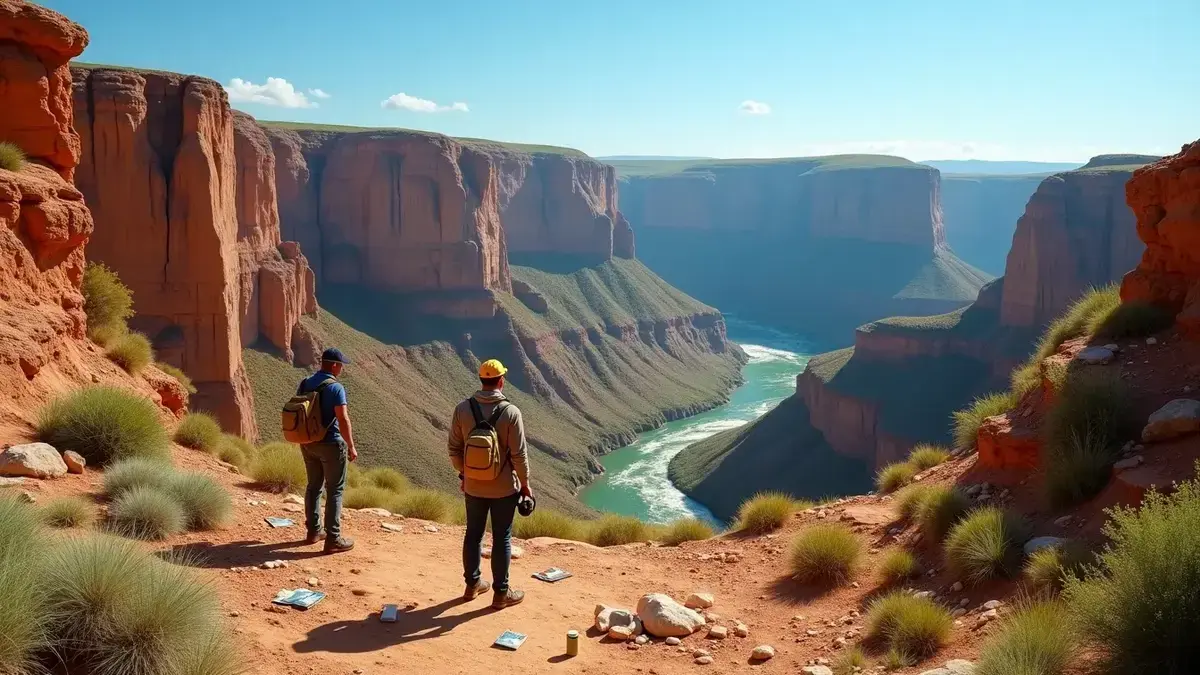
{"left": 566, "top": 629, "right": 579, "bottom": 656}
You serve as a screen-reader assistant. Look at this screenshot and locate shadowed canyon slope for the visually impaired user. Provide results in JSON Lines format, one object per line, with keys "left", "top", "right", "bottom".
{"left": 616, "top": 156, "right": 993, "bottom": 343}
{"left": 671, "top": 156, "right": 1157, "bottom": 508}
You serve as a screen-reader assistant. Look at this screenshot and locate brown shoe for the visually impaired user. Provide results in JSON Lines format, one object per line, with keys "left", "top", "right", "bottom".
{"left": 492, "top": 588, "right": 525, "bottom": 609}
{"left": 323, "top": 536, "right": 354, "bottom": 553}
{"left": 463, "top": 579, "right": 492, "bottom": 600}
{"left": 304, "top": 530, "right": 323, "bottom": 545}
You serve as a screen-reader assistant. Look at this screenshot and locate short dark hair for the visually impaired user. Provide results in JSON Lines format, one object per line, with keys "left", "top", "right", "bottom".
{"left": 480, "top": 376, "right": 502, "bottom": 388}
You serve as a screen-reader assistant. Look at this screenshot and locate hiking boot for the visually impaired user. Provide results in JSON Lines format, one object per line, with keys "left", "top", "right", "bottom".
{"left": 323, "top": 536, "right": 354, "bottom": 554}
{"left": 304, "top": 529, "right": 323, "bottom": 545}
{"left": 463, "top": 579, "right": 492, "bottom": 600}
{"left": 492, "top": 588, "right": 525, "bottom": 609}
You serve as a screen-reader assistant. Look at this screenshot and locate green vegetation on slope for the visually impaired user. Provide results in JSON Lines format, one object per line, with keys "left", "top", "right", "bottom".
{"left": 257, "top": 120, "right": 588, "bottom": 157}
{"left": 246, "top": 259, "right": 743, "bottom": 517}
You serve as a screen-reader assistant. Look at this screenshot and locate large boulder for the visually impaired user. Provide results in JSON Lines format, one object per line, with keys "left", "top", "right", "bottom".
{"left": 1142, "top": 399, "right": 1200, "bottom": 442}
{"left": 0, "top": 443, "right": 68, "bottom": 478}
{"left": 636, "top": 593, "right": 706, "bottom": 638}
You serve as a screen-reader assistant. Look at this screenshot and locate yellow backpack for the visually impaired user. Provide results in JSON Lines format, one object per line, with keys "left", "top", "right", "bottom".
{"left": 281, "top": 378, "right": 336, "bottom": 444}
{"left": 463, "top": 398, "right": 509, "bottom": 481}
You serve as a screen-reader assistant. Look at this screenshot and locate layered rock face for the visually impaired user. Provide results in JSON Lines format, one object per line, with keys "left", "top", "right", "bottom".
{"left": 72, "top": 67, "right": 316, "bottom": 438}
{"left": 941, "top": 173, "right": 1047, "bottom": 276}
{"left": 1121, "top": 142, "right": 1200, "bottom": 338}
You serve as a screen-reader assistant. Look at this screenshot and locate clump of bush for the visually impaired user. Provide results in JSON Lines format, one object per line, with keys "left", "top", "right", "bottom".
{"left": 394, "top": 489, "right": 454, "bottom": 522}
{"left": 174, "top": 412, "right": 223, "bottom": 451}
{"left": 588, "top": 513, "right": 650, "bottom": 547}
{"left": 833, "top": 646, "right": 867, "bottom": 675}
{"left": 0, "top": 495, "right": 48, "bottom": 674}
{"left": 917, "top": 485, "right": 971, "bottom": 543}
{"left": 103, "top": 457, "right": 176, "bottom": 497}
{"left": 215, "top": 433, "right": 257, "bottom": 470}
{"left": 513, "top": 508, "right": 583, "bottom": 541}
{"left": 155, "top": 362, "right": 197, "bottom": 394}
{"left": 169, "top": 472, "right": 232, "bottom": 530}
{"left": 908, "top": 444, "right": 951, "bottom": 471}
{"left": 976, "top": 601, "right": 1074, "bottom": 675}
{"left": 878, "top": 548, "right": 918, "bottom": 585}
{"left": 108, "top": 486, "right": 185, "bottom": 540}
{"left": 1043, "top": 371, "right": 1136, "bottom": 508}
{"left": 0, "top": 141, "right": 27, "bottom": 173}
{"left": 37, "top": 386, "right": 170, "bottom": 466}
{"left": 39, "top": 496, "right": 95, "bottom": 529}
{"left": 896, "top": 484, "right": 933, "bottom": 521}
{"left": 363, "top": 467, "right": 410, "bottom": 493}
{"left": 1024, "top": 542, "right": 1092, "bottom": 595}
{"left": 789, "top": 523, "right": 862, "bottom": 585}
{"left": 1063, "top": 469, "right": 1200, "bottom": 673}
{"left": 82, "top": 263, "right": 134, "bottom": 345}
{"left": 251, "top": 442, "right": 307, "bottom": 493}
{"left": 953, "top": 391, "right": 1019, "bottom": 450}
{"left": 876, "top": 462, "right": 917, "bottom": 494}
{"left": 945, "top": 507, "right": 1028, "bottom": 585}
{"left": 866, "top": 591, "right": 953, "bottom": 661}
{"left": 344, "top": 485, "right": 399, "bottom": 511}
{"left": 105, "top": 331, "right": 154, "bottom": 374}
{"left": 736, "top": 491, "right": 798, "bottom": 534}
{"left": 1011, "top": 285, "right": 1121, "bottom": 395}
{"left": 1092, "top": 299, "right": 1174, "bottom": 340}
{"left": 659, "top": 517, "right": 715, "bottom": 546}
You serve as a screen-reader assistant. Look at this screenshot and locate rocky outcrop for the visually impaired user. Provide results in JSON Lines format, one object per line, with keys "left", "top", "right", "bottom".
{"left": 941, "top": 173, "right": 1047, "bottom": 276}
{"left": 1120, "top": 142, "right": 1200, "bottom": 338}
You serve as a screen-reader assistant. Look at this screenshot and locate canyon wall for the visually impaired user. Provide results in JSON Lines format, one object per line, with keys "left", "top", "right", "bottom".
{"left": 940, "top": 173, "right": 1047, "bottom": 275}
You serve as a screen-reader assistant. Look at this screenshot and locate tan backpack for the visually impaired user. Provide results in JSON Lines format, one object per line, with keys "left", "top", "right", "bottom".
{"left": 281, "top": 378, "right": 336, "bottom": 444}
{"left": 463, "top": 398, "right": 509, "bottom": 481}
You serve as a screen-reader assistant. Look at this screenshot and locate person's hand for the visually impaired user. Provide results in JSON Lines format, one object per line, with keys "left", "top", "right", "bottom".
{"left": 520, "top": 482, "right": 533, "bottom": 498}
{"left": 459, "top": 473, "right": 465, "bottom": 493}
{"left": 347, "top": 444, "right": 358, "bottom": 463}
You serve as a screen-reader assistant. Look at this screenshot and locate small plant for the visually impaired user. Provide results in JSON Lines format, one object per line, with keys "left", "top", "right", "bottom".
{"left": 363, "top": 467, "right": 410, "bottom": 493}
{"left": 659, "top": 517, "right": 715, "bottom": 546}
{"left": 0, "top": 496, "right": 48, "bottom": 675}
{"left": 1063, "top": 469, "right": 1200, "bottom": 673}
{"left": 1012, "top": 285, "right": 1121, "bottom": 395}
{"left": 896, "top": 484, "right": 933, "bottom": 521}
{"left": 876, "top": 462, "right": 917, "bottom": 494}
{"left": 155, "top": 361, "right": 197, "bottom": 394}
{"left": 1044, "top": 371, "right": 1136, "bottom": 508}
{"left": 345, "top": 462, "right": 364, "bottom": 488}
{"left": 866, "top": 591, "right": 953, "bottom": 661}
{"left": 945, "top": 507, "right": 1028, "bottom": 585}
{"left": 976, "top": 601, "right": 1073, "bottom": 675}
{"left": 908, "top": 444, "right": 951, "bottom": 471}
{"left": 917, "top": 485, "right": 971, "bottom": 542}
{"left": 878, "top": 548, "right": 919, "bottom": 585}
{"left": 953, "top": 391, "right": 1019, "bottom": 450}
{"left": 736, "top": 491, "right": 797, "bottom": 534}
{"left": 789, "top": 523, "right": 862, "bottom": 585}
{"left": 39, "top": 496, "right": 95, "bottom": 529}
{"left": 168, "top": 472, "right": 232, "bottom": 530}
{"left": 344, "top": 485, "right": 398, "bottom": 511}
{"left": 834, "top": 645, "right": 868, "bottom": 675}
{"left": 82, "top": 263, "right": 135, "bottom": 343}
{"left": 1024, "top": 542, "right": 1092, "bottom": 595}
{"left": 883, "top": 648, "right": 915, "bottom": 670}
{"left": 395, "top": 489, "right": 451, "bottom": 522}
{"left": 106, "top": 331, "right": 154, "bottom": 374}
{"left": 37, "top": 386, "right": 170, "bottom": 465}
{"left": 251, "top": 442, "right": 307, "bottom": 493}
{"left": 513, "top": 508, "right": 583, "bottom": 541}
{"left": 0, "top": 141, "right": 27, "bottom": 172}
{"left": 108, "top": 486, "right": 185, "bottom": 540}
{"left": 174, "top": 412, "right": 223, "bottom": 451}
{"left": 1093, "top": 300, "right": 1174, "bottom": 340}
{"left": 588, "top": 514, "right": 650, "bottom": 547}
{"left": 103, "top": 457, "right": 176, "bottom": 498}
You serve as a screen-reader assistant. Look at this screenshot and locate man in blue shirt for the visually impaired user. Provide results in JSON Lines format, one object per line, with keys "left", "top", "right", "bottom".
{"left": 296, "top": 348, "right": 357, "bottom": 553}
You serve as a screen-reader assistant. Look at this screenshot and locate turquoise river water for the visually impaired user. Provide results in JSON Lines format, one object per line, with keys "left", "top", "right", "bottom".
{"left": 580, "top": 319, "right": 812, "bottom": 527}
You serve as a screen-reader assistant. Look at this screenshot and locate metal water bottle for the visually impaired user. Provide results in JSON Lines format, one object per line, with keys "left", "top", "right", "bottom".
{"left": 566, "top": 629, "right": 579, "bottom": 656}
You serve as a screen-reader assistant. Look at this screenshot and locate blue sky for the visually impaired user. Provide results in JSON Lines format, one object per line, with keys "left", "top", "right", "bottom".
{"left": 48, "top": 0, "right": 1198, "bottom": 161}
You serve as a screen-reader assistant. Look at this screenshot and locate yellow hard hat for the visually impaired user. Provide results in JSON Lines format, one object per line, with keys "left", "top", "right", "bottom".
{"left": 479, "top": 359, "right": 508, "bottom": 379}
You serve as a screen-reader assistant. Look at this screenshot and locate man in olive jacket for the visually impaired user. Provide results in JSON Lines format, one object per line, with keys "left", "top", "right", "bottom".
{"left": 448, "top": 359, "right": 531, "bottom": 609}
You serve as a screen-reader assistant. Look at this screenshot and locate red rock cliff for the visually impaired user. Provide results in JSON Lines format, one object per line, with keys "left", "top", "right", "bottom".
{"left": 1121, "top": 141, "right": 1200, "bottom": 338}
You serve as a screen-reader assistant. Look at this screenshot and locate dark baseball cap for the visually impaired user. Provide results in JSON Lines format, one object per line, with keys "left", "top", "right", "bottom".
{"left": 321, "top": 347, "right": 351, "bottom": 365}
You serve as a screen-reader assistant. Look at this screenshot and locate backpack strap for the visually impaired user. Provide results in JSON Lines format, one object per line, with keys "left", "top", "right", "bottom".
{"left": 467, "top": 397, "right": 485, "bottom": 426}
{"left": 487, "top": 401, "right": 509, "bottom": 427}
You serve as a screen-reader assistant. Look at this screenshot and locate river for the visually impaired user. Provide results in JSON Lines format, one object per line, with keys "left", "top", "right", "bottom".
{"left": 580, "top": 318, "right": 813, "bottom": 527}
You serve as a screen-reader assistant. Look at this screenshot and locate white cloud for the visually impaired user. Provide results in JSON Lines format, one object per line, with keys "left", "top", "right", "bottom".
{"left": 225, "top": 77, "right": 317, "bottom": 108}
{"left": 381, "top": 92, "right": 469, "bottom": 113}
{"left": 308, "top": 88, "right": 331, "bottom": 100}
{"left": 738, "top": 100, "right": 771, "bottom": 115}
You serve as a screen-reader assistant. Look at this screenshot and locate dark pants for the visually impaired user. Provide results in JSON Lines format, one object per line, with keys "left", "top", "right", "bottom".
{"left": 301, "top": 440, "right": 347, "bottom": 539}
{"left": 463, "top": 492, "right": 520, "bottom": 592}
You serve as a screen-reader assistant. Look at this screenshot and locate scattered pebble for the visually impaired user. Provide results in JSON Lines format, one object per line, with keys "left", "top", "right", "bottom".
{"left": 735, "top": 623, "right": 750, "bottom": 638}
{"left": 707, "top": 626, "right": 728, "bottom": 640}
{"left": 635, "top": 635, "right": 649, "bottom": 645}
{"left": 693, "top": 649, "right": 711, "bottom": 658}
{"left": 352, "top": 588, "right": 370, "bottom": 596}
{"left": 666, "top": 637, "right": 682, "bottom": 646}
{"left": 751, "top": 645, "right": 775, "bottom": 661}
{"left": 951, "top": 581, "right": 964, "bottom": 592}
{"left": 694, "top": 655, "right": 713, "bottom": 665}
{"left": 983, "top": 600, "right": 1003, "bottom": 610}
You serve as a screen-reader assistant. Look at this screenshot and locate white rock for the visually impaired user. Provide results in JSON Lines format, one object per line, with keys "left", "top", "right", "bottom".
{"left": 608, "top": 624, "right": 637, "bottom": 641}
{"left": 707, "top": 625, "right": 728, "bottom": 639}
{"left": 1023, "top": 537, "right": 1067, "bottom": 556}
{"left": 595, "top": 605, "right": 639, "bottom": 635}
{"left": 424, "top": 524, "right": 439, "bottom": 533}
{"left": 735, "top": 623, "right": 749, "bottom": 638}
{"left": 284, "top": 494, "right": 305, "bottom": 505}
{"left": 1101, "top": 343, "right": 1120, "bottom": 352}
{"left": 685, "top": 592, "right": 715, "bottom": 609}
{"left": 637, "top": 593, "right": 705, "bottom": 637}
{"left": 0, "top": 443, "right": 68, "bottom": 479}
{"left": 482, "top": 545, "right": 524, "bottom": 560}
{"left": 63, "top": 450, "right": 86, "bottom": 474}
{"left": 1076, "top": 346, "right": 1115, "bottom": 365}
{"left": 801, "top": 667, "right": 833, "bottom": 675}
{"left": 1113, "top": 455, "right": 1144, "bottom": 470}
{"left": 980, "top": 609, "right": 999, "bottom": 621}
{"left": 665, "top": 636, "right": 681, "bottom": 646}
{"left": 945, "top": 660, "right": 978, "bottom": 674}
{"left": 1143, "top": 399, "right": 1200, "bottom": 442}
{"left": 983, "top": 600, "right": 1003, "bottom": 610}
{"left": 380, "top": 522, "right": 403, "bottom": 533}
{"left": 751, "top": 645, "right": 775, "bottom": 661}
{"left": 694, "top": 655, "right": 714, "bottom": 665}
{"left": 634, "top": 635, "right": 649, "bottom": 645}
{"left": 692, "top": 649, "right": 711, "bottom": 658}
{"left": 355, "top": 507, "right": 392, "bottom": 517}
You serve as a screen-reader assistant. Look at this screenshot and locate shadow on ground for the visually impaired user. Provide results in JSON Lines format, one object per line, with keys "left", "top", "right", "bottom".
{"left": 293, "top": 599, "right": 495, "bottom": 653}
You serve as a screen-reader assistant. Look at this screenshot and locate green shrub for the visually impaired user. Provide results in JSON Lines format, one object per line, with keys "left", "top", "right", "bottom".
{"left": 109, "top": 486, "right": 185, "bottom": 540}
{"left": 588, "top": 514, "right": 649, "bottom": 547}
{"left": 917, "top": 485, "right": 971, "bottom": 542}
{"left": 953, "top": 391, "right": 1019, "bottom": 450}
{"left": 1044, "top": 372, "right": 1136, "bottom": 508}
{"left": 174, "top": 412, "right": 223, "bottom": 451}
{"left": 1012, "top": 285, "right": 1121, "bottom": 395}
{"left": 251, "top": 442, "right": 307, "bottom": 493}
{"left": 1093, "top": 300, "right": 1175, "bottom": 340}
{"left": 945, "top": 507, "right": 1028, "bottom": 585}
{"left": 0, "top": 141, "right": 27, "bottom": 172}
{"left": 0, "top": 496, "right": 48, "bottom": 675}
{"left": 175, "top": 626, "right": 242, "bottom": 675}
{"left": 155, "top": 362, "right": 197, "bottom": 394}
{"left": 658, "top": 517, "right": 715, "bottom": 546}
{"left": 82, "top": 263, "right": 135, "bottom": 342}
{"left": 908, "top": 444, "right": 951, "bottom": 471}
{"left": 445, "top": 498, "right": 468, "bottom": 526}
{"left": 883, "top": 648, "right": 915, "bottom": 670}
{"left": 1064, "top": 470, "right": 1200, "bottom": 673}
{"left": 105, "top": 331, "right": 154, "bottom": 375}
{"left": 977, "top": 601, "right": 1073, "bottom": 675}
{"left": 866, "top": 591, "right": 953, "bottom": 660}
{"left": 1025, "top": 542, "right": 1092, "bottom": 595}
{"left": 344, "top": 485, "right": 398, "bottom": 510}
{"left": 878, "top": 548, "right": 919, "bottom": 585}
{"left": 103, "top": 457, "right": 176, "bottom": 498}
{"left": 40, "top": 496, "right": 95, "bottom": 529}
{"left": 37, "top": 386, "right": 170, "bottom": 465}
{"left": 88, "top": 323, "right": 125, "bottom": 349}
{"left": 789, "top": 523, "right": 862, "bottom": 585}
{"left": 513, "top": 508, "right": 583, "bottom": 541}
{"left": 363, "top": 467, "right": 410, "bottom": 493}
{"left": 46, "top": 535, "right": 233, "bottom": 675}
{"left": 736, "top": 491, "right": 796, "bottom": 534}
{"left": 394, "top": 489, "right": 451, "bottom": 522}
{"left": 896, "top": 484, "right": 933, "bottom": 521}
{"left": 345, "top": 462, "right": 364, "bottom": 488}
{"left": 168, "top": 473, "right": 231, "bottom": 530}
{"left": 833, "top": 646, "right": 868, "bottom": 675}
{"left": 876, "top": 462, "right": 917, "bottom": 494}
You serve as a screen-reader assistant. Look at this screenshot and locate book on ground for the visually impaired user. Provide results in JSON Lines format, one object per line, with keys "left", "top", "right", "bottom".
{"left": 493, "top": 630, "right": 527, "bottom": 650}
{"left": 533, "top": 567, "right": 572, "bottom": 582}
{"left": 272, "top": 588, "right": 325, "bottom": 609}
{"left": 264, "top": 517, "right": 294, "bottom": 528}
